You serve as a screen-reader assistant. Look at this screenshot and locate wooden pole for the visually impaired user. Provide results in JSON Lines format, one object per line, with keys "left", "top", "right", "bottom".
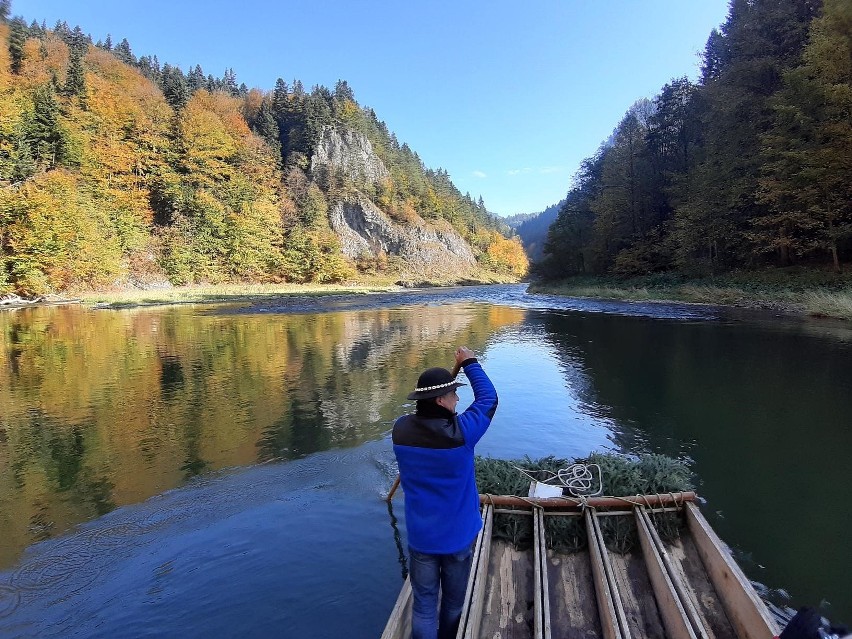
{"left": 387, "top": 475, "right": 401, "bottom": 502}
{"left": 478, "top": 491, "right": 696, "bottom": 511}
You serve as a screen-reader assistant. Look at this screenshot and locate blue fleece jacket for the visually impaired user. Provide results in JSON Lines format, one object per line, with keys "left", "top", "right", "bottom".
{"left": 392, "top": 361, "right": 498, "bottom": 554}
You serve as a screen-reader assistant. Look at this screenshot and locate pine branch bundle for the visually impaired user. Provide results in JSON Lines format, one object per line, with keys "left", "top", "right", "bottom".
{"left": 474, "top": 453, "right": 694, "bottom": 554}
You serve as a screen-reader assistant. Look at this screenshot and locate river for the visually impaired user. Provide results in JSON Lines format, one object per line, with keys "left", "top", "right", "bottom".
{"left": 0, "top": 284, "right": 849, "bottom": 637}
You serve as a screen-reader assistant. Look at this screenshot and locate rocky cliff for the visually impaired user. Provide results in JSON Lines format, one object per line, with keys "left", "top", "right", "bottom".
{"left": 310, "top": 127, "right": 390, "bottom": 187}
{"left": 311, "top": 126, "right": 477, "bottom": 279}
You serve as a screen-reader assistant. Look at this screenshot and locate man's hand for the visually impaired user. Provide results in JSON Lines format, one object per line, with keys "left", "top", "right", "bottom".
{"left": 455, "top": 346, "right": 475, "bottom": 366}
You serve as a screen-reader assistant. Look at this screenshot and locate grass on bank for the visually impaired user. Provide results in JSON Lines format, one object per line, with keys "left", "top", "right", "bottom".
{"left": 76, "top": 269, "right": 520, "bottom": 308}
{"left": 78, "top": 282, "right": 399, "bottom": 307}
{"left": 528, "top": 267, "right": 852, "bottom": 320}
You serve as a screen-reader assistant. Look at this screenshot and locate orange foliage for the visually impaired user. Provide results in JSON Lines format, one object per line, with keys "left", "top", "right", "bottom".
{"left": 19, "top": 33, "right": 69, "bottom": 89}
{"left": 486, "top": 233, "right": 529, "bottom": 278}
{"left": 241, "top": 88, "right": 264, "bottom": 122}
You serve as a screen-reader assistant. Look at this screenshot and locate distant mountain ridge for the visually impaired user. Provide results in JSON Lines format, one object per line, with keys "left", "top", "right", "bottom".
{"left": 504, "top": 201, "right": 564, "bottom": 263}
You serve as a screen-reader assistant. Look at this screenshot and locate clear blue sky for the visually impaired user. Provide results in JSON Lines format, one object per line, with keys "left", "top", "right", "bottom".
{"left": 16, "top": 0, "right": 731, "bottom": 217}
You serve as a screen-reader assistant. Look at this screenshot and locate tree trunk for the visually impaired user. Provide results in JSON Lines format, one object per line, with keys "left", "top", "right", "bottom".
{"left": 827, "top": 209, "right": 841, "bottom": 273}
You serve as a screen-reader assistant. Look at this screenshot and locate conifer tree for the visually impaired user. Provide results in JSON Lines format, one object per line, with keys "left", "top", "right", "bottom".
{"left": 8, "top": 16, "right": 26, "bottom": 74}
{"left": 252, "top": 95, "right": 281, "bottom": 158}
{"left": 160, "top": 64, "right": 189, "bottom": 109}
{"left": 187, "top": 64, "right": 205, "bottom": 92}
{"left": 53, "top": 20, "right": 70, "bottom": 41}
{"left": 27, "top": 84, "right": 64, "bottom": 168}
{"left": 114, "top": 38, "right": 134, "bottom": 65}
{"left": 137, "top": 56, "right": 161, "bottom": 83}
{"left": 222, "top": 68, "right": 238, "bottom": 95}
{"left": 63, "top": 50, "right": 86, "bottom": 100}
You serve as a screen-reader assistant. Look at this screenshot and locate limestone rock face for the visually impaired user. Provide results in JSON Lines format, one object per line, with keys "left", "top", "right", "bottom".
{"left": 310, "top": 127, "right": 389, "bottom": 186}
{"left": 311, "top": 125, "right": 479, "bottom": 279}
{"left": 329, "top": 197, "right": 476, "bottom": 276}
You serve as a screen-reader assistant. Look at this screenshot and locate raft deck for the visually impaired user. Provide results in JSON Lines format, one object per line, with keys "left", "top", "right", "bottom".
{"left": 381, "top": 495, "right": 778, "bottom": 639}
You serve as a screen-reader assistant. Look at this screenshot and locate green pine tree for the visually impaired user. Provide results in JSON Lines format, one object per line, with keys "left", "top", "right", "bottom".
{"left": 8, "top": 16, "right": 27, "bottom": 74}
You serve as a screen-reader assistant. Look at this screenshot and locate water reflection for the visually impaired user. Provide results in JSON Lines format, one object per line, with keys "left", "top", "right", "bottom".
{"left": 535, "top": 310, "right": 852, "bottom": 619}
{"left": 0, "top": 303, "right": 525, "bottom": 567}
{"left": 1, "top": 289, "right": 850, "bottom": 626}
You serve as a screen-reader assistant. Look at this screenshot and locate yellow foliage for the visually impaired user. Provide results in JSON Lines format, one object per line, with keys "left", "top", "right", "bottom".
{"left": 178, "top": 91, "right": 263, "bottom": 187}
{"left": 0, "top": 23, "right": 9, "bottom": 77}
{"left": 1, "top": 171, "right": 124, "bottom": 294}
{"left": 19, "top": 33, "right": 69, "bottom": 90}
{"left": 337, "top": 99, "right": 359, "bottom": 123}
{"left": 485, "top": 233, "right": 529, "bottom": 278}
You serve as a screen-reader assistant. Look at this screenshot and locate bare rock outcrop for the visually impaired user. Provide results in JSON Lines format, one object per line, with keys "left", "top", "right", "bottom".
{"left": 329, "top": 197, "right": 476, "bottom": 276}
{"left": 312, "top": 125, "right": 479, "bottom": 279}
{"left": 310, "top": 127, "right": 389, "bottom": 186}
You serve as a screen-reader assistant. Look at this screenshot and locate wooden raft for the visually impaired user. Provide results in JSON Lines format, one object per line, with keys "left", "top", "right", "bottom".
{"left": 381, "top": 494, "right": 778, "bottom": 639}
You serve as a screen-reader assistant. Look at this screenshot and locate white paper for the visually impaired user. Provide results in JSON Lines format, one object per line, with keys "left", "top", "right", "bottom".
{"left": 528, "top": 481, "right": 564, "bottom": 498}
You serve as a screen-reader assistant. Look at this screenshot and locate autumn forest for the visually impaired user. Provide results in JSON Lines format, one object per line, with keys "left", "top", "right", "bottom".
{"left": 2, "top": 0, "right": 850, "bottom": 297}
{"left": 0, "top": 2, "right": 527, "bottom": 296}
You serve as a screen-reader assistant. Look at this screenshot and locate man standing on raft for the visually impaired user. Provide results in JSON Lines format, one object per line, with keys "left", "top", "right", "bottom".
{"left": 392, "top": 346, "right": 499, "bottom": 639}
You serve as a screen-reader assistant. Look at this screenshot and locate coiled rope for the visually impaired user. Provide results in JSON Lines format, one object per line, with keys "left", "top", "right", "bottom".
{"left": 512, "top": 463, "right": 604, "bottom": 498}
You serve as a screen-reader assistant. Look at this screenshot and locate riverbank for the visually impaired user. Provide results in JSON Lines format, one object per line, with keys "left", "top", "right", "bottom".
{"left": 528, "top": 269, "right": 852, "bottom": 321}
{"left": 69, "top": 271, "right": 518, "bottom": 308}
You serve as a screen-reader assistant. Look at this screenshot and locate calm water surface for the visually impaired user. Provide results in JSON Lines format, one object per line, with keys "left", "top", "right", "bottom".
{"left": 0, "top": 284, "right": 850, "bottom": 637}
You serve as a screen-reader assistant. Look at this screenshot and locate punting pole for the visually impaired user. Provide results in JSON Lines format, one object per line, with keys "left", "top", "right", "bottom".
{"left": 386, "top": 475, "right": 401, "bottom": 502}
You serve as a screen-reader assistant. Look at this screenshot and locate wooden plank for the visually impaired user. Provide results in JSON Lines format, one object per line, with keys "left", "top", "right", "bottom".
{"left": 634, "top": 507, "right": 698, "bottom": 639}
{"left": 534, "top": 509, "right": 545, "bottom": 639}
{"left": 605, "top": 550, "right": 667, "bottom": 639}
{"left": 585, "top": 510, "right": 623, "bottom": 639}
{"left": 639, "top": 508, "right": 710, "bottom": 639}
{"left": 590, "top": 511, "right": 633, "bottom": 639}
{"left": 480, "top": 492, "right": 697, "bottom": 510}
{"left": 666, "top": 533, "right": 738, "bottom": 639}
{"left": 535, "top": 509, "right": 553, "bottom": 639}
{"left": 475, "top": 539, "right": 535, "bottom": 638}
{"left": 457, "top": 505, "right": 492, "bottom": 638}
{"left": 684, "top": 503, "right": 779, "bottom": 639}
{"left": 380, "top": 577, "right": 412, "bottom": 639}
{"left": 546, "top": 547, "right": 603, "bottom": 639}
{"left": 461, "top": 505, "right": 494, "bottom": 639}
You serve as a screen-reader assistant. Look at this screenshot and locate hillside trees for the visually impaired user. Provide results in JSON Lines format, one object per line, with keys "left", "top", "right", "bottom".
{"left": 682, "top": 0, "right": 821, "bottom": 269}
{"left": 757, "top": 0, "right": 852, "bottom": 272}
{"left": 153, "top": 89, "right": 285, "bottom": 284}
{"left": 541, "top": 0, "right": 844, "bottom": 279}
{"left": 1, "top": 14, "right": 523, "bottom": 294}
{"left": 539, "top": 154, "right": 604, "bottom": 277}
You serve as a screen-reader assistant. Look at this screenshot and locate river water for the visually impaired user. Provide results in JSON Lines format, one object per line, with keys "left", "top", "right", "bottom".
{"left": 0, "top": 284, "right": 849, "bottom": 637}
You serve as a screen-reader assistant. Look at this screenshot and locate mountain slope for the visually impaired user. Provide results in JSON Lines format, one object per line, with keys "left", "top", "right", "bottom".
{"left": 0, "top": 18, "right": 527, "bottom": 294}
